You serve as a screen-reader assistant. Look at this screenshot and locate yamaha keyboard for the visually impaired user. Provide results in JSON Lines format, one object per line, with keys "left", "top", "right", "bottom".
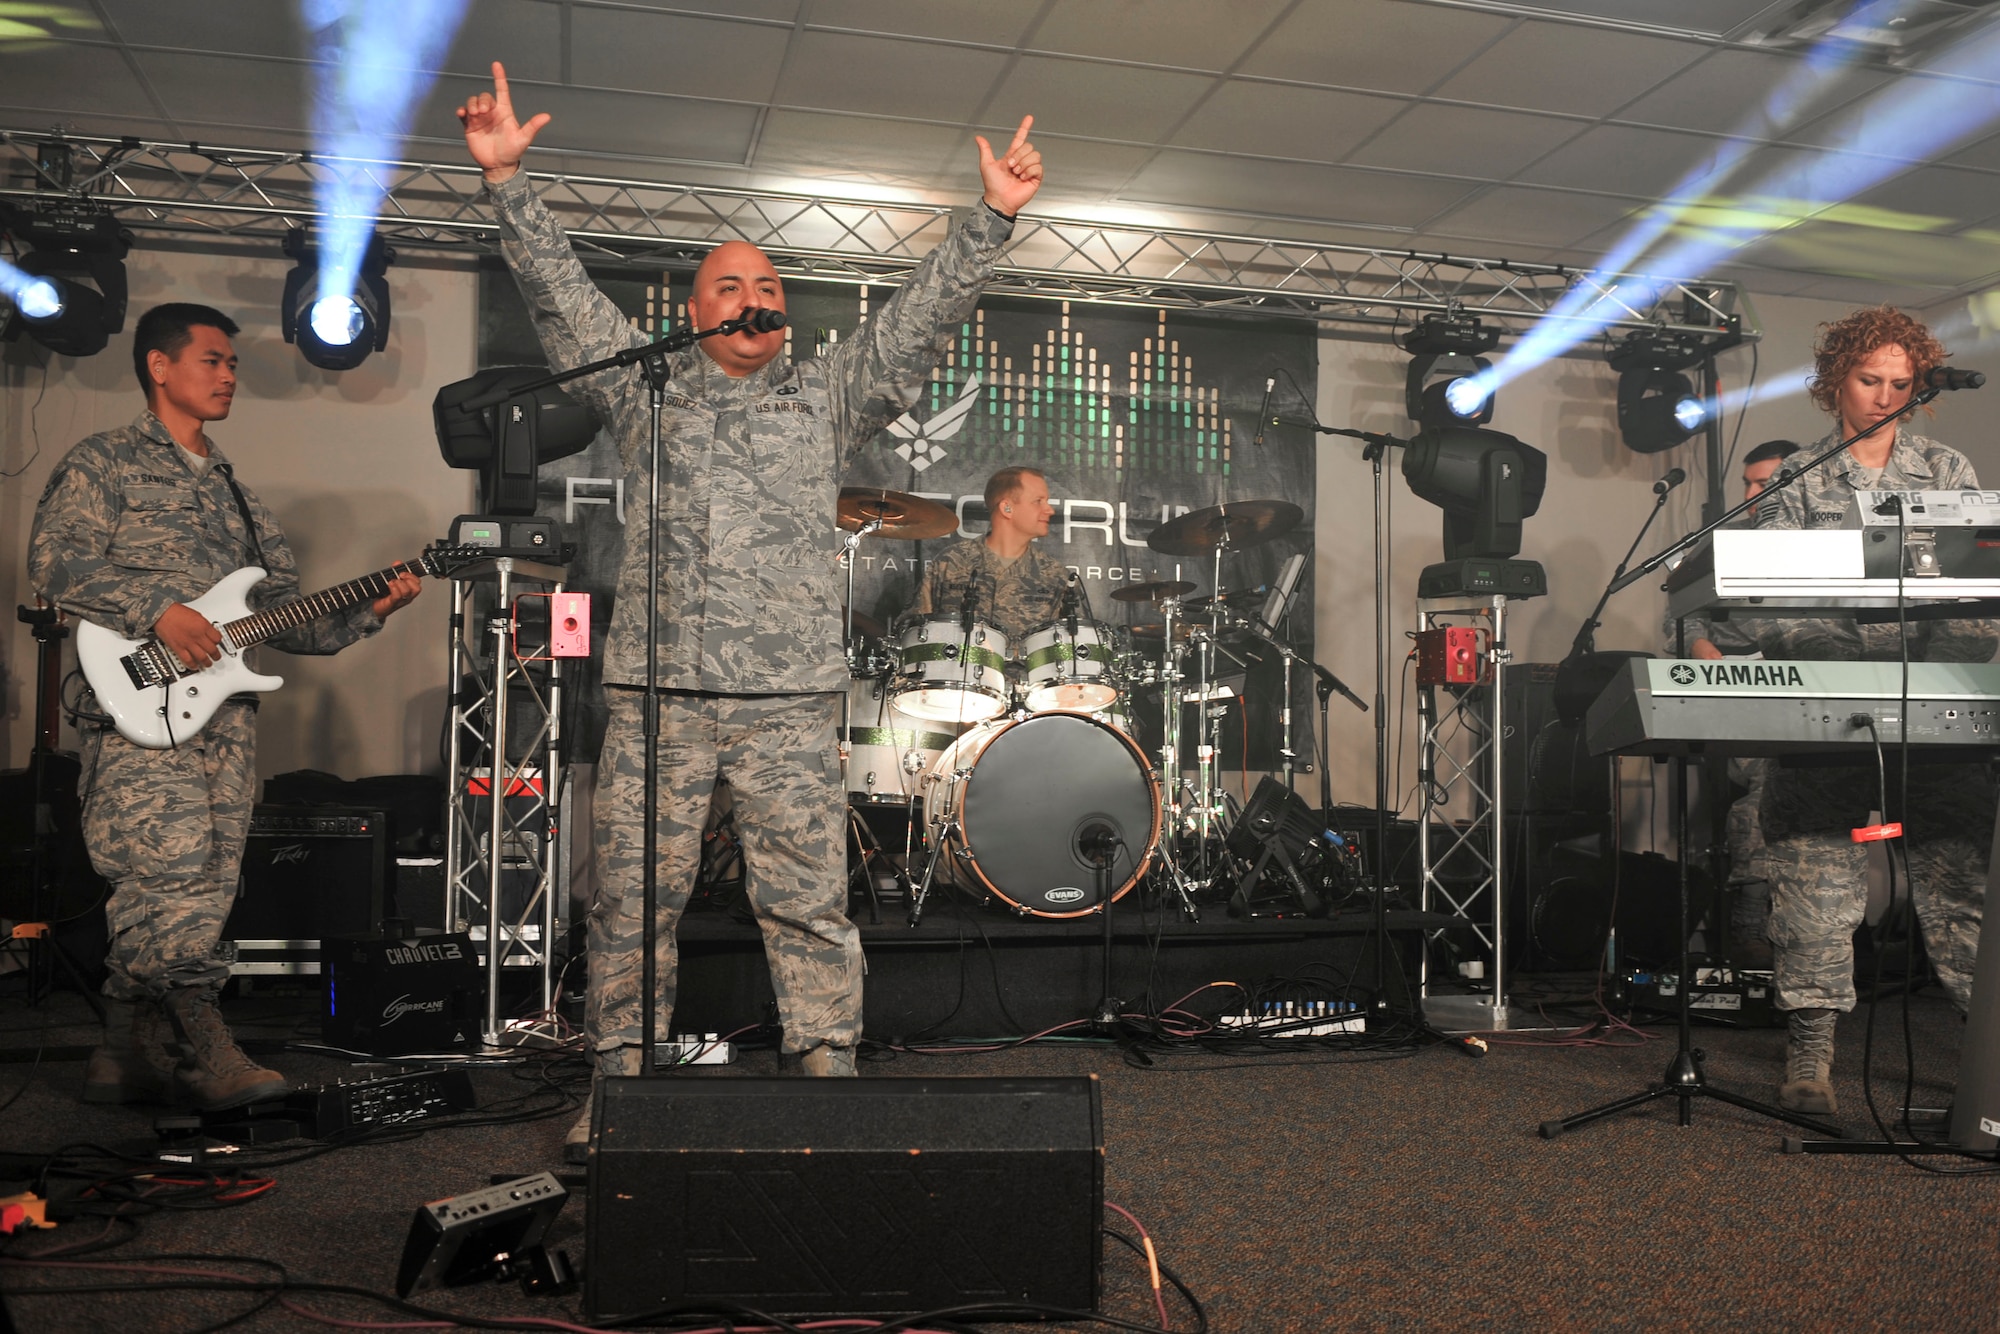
{"left": 1586, "top": 658, "right": 2000, "bottom": 758}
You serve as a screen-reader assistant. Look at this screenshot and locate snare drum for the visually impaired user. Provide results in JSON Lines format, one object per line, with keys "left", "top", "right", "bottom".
{"left": 891, "top": 617, "right": 1010, "bottom": 723}
{"left": 1020, "top": 621, "right": 1118, "bottom": 713}
{"left": 920, "top": 710, "right": 1159, "bottom": 917}
{"left": 843, "top": 677, "right": 959, "bottom": 805}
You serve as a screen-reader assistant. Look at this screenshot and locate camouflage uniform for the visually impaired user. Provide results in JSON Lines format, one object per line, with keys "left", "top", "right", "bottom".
{"left": 912, "top": 537, "right": 1070, "bottom": 644}
{"left": 1753, "top": 428, "right": 1997, "bottom": 1012}
{"left": 487, "top": 172, "right": 1012, "bottom": 1057}
{"left": 28, "top": 412, "right": 382, "bottom": 1001}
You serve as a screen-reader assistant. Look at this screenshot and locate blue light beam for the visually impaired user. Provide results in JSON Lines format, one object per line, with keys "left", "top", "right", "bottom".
{"left": 302, "top": 0, "right": 469, "bottom": 309}
{"left": 1481, "top": 1, "right": 1977, "bottom": 399}
{"left": 0, "top": 255, "right": 63, "bottom": 319}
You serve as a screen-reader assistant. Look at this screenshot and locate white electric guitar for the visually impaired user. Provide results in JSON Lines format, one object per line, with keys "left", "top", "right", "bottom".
{"left": 76, "top": 546, "right": 480, "bottom": 749}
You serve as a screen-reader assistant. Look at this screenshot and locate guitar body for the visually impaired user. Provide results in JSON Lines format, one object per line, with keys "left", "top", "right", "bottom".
{"left": 76, "top": 566, "right": 285, "bottom": 750}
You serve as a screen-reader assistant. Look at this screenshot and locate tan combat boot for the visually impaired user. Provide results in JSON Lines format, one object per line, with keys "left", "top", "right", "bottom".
{"left": 1778, "top": 1007, "right": 1837, "bottom": 1116}
{"left": 800, "top": 1044, "right": 857, "bottom": 1077}
{"left": 162, "top": 987, "right": 289, "bottom": 1110}
{"left": 82, "top": 996, "right": 182, "bottom": 1105}
{"left": 566, "top": 1045, "right": 641, "bottom": 1165}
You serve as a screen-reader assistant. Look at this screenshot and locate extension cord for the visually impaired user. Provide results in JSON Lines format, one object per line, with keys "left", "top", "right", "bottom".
{"left": 1216, "top": 1002, "right": 1365, "bottom": 1037}
{"left": 652, "top": 1036, "right": 735, "bottom": 1065}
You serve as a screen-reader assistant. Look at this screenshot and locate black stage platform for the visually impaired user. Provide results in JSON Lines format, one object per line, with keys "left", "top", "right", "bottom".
{"left": 674, "top": 902, "right": 1451, "bottom": 1037}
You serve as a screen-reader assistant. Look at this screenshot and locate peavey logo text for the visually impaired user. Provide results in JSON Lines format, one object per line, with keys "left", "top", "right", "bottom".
{"left": 1675, "top": 662, "right": 1807, "bottom": 689}
{"left": 381, "top": 993, "right": 448, "bottom": 1026}
{"left": 269, "top": 843, "right": 311, "bottom": 866}
{"left": 382, "top": 941, "right": 465, "bottom": 967}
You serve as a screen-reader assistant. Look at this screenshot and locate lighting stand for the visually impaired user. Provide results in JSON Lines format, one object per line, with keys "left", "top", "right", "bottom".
{"left": 1543, "top": 388, "right": 1946, "bottom": 1141}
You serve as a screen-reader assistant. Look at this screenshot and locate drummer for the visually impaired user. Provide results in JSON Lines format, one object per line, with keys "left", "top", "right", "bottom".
{"left": 912, "top": 466, "right": 1071, "bottom": 643}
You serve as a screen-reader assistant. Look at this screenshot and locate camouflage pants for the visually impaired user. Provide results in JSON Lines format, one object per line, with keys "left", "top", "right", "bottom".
{"left": 1764, "top": 830, "right": 1986, "bottom": 1013}
{"left": 586, "top": 687, "right": 861, "bottom": 1058}
{"left": 1726, "top": 757, "right": 1770, "bottom": 938}
{"left": 78, "top": 700, "right": 257, "bottom": 1000}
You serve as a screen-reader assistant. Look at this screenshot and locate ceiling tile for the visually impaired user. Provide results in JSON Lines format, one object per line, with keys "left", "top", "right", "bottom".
{"left": 96, "top": 0, "right": 303, "bottom": 56}
{"left": 1732, "top": 219, "right": 2000, "bottom": 288}
{"left": 571, "top": 8, "right": 789, "bottom": 101}
{"left": 987, "top": 54, "right": 1214, "bottom": 142}
{"left": 781, "top": 31, "right": 1008, "bottom": 122}
{"left": 1031, "top": 0, "right": 1291, "bottom": 71}
{"left": 1348, "top": 103, "right": 1585, "bottom": 180}
{"left": 810, "top": 0, "right": 1052, "bottom": 46}
{"left": 1844, "top": 165, "right": 2000, "bottom": 232}
{"left": 1780, "top": 71, "right": 1998, "bottom": 163}
{"left": 1423, "top": 184, "right": 1644, "bottom": 248}
{"left": 1614, "top": 48, "right": 1885, "bottom": 137}
{"left": 1945, "top": 128, "right": 2000, "bottom": 173}
{"left": 416, "top": 75, "right": 759, "bottom": 167}
{"left": 610, "top": 0, "right": 801, "bottom": 18}
{"left": 1500, "top": 1, "right": 1780, "bottom": 37}
{"left": 1120, "top": 150, "right": 1476, "bottom": 229}
{"left": 1514, "top": 124, "right": 1730, "bottom": 196}
{"left": 0, "top": 42, "right": 158, "bottom": 121}
{"left": 751, "top": 109, "right": 969, "bottom": 188}
{"left": 1172, "top": 81, "right": 1406, "bottom": 163}
{"left": 436, "top": 1, "right": 565, "bottom": 83}
{"left": 1238, "top": 0, "right": 1512, "bottom": 95}
{"left": 1431, "top": 19, "right": 1706, "bottom": 118}
{"left": 132, "top": 52, "right": 310, "bottom": 132}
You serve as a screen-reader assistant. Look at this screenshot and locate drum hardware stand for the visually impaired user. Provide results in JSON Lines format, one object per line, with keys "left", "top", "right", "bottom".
{"left": 1082, "top": 825, "right": 1123, "bottom": 1026}
{"left": 845, "top": 805, "right": 911, "bottom": 925}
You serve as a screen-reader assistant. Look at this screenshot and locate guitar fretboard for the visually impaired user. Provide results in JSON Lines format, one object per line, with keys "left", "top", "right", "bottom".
{"left": 221, "top": 557, "right": 428, "bottom": 648}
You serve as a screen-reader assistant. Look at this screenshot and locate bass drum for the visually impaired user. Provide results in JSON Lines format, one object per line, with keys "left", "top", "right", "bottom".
{"left": 922, "top": 710, "right": 1159, "bottom": 918}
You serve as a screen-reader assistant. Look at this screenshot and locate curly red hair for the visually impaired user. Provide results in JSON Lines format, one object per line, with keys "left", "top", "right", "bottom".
{"left": 1807, "top": 305, "right": 1947, "bottom": 417}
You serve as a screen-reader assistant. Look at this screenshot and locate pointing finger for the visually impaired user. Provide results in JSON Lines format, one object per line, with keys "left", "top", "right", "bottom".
{"left": 1007, "top": 114, "right": 1033, "bottom": 153}
{"left": 491, "top": 60, "right": 513, "bottom": 111}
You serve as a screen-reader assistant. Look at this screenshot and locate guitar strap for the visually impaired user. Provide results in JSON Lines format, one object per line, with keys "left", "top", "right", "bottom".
{"left": 215, "top": 462, "right": 267, "bottom": 568}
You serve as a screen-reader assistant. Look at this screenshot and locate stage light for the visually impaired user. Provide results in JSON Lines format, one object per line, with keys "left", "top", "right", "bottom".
{"left": 282, "top": 228, "right": 392, "bottom": 371}
{"left": 1401, "top": 423, "right": 1549, "bottom": 599}
{"left": 1607, "top": 331, "right": 1712, "bottom": 454}
{"left": 1401, "top": 315, "right": 1500, "bottom": 430}
{"left": 0, "top": 203, "right": 131, "bottom": 358}
{"left": 433, "top": 367, "right": 601, "bottom": 515}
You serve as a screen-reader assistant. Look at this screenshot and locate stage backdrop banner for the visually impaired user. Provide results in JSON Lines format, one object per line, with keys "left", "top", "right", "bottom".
{"left": 478, "top": 257, "right": 1317, "bottom": 769}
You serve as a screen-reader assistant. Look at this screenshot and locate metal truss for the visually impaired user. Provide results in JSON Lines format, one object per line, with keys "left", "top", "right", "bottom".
{"left": 0, "top": 128, "right": 1758, "bottom": 338}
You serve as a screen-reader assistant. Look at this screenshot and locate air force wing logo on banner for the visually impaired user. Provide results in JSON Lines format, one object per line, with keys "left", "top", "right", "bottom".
{"left": 887, "top": 373, "right": 982, "bottom": 471}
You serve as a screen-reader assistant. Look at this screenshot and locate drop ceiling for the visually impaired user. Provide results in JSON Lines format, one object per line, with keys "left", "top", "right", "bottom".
{"left": 7, "top": 0, "right": 2000, "bottom": 309}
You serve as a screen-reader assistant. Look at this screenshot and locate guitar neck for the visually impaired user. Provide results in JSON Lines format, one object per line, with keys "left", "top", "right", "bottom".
{"left": 222, "top": 556, "right": 428, "bottom": 648}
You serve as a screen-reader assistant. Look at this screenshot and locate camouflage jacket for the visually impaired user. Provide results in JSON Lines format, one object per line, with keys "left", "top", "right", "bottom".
{"left": 488, "top": 172, "right": 1013, "bottom": 692}
{"left": 1750, "top": 427, "right": 1999, "bottom": 663}
{"left": 912, "top": 538, "right": 1071, "bottom": 646}
{"left": 1664, "top": 511, "right": 1760, "bottom": 657}
{"left": 29, "top": 411, "right": 379, "bottom": 658}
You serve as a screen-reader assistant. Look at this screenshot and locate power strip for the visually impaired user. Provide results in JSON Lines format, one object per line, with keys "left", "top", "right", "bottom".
{"left": 653, "top": 1036, "right": 735, "bottom": 1065}
{"left": 1215, "top": 1002, "right": 1365, "bottom": 1037}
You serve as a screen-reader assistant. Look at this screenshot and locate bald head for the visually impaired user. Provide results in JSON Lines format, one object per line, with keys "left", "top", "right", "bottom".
{"left": 688, "top": 240, "right": 787, "bottom": 378}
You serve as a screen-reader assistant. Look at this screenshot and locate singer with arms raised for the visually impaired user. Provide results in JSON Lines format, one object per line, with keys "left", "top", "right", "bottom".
{"left": 458, "top": 63, "right": 1042, "bottom": 1161}
{"left": 1752, "top": 306, "right": 1996, "bottom": 1116}
{"left": 913, "top": 465, "right": 1070, "bottom": 643}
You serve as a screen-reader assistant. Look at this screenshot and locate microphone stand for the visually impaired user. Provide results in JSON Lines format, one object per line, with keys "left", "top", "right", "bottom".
{"left": 1541, "top": 389, "right": 1949, "bottom": 1143}
{"left": 1568, "top": 479, "right": 1679, "bottom": 663}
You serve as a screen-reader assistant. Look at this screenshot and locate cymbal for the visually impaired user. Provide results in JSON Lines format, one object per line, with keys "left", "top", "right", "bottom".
{"left": 1182, "top": 588, "right": 1254, "bottom": 613}
{"left": 1127, "top": 622, "right": 1196, "bottom": 643}
{"left": 838, "top": 487, "right": 957, "bottom": 540}
{"left": 1146, "top": 500, "right": 1302, "bottom": 556}
{"left": 1110, "top": 579, "right": 1196, "bottom": 604}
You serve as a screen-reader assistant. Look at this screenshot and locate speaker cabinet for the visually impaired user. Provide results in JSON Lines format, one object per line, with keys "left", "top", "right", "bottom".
{"left": 224, "top": 805, "right": 388, "bottom": 974}
{"left": 585, "top": 1075, "right": 1103, "bottom": 1322}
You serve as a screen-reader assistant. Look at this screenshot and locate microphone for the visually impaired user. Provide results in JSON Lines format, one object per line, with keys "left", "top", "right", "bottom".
{"left": 960, "top": 579, "right": 979, "bottom": 634}
{"left": 1251, "top": 376, "right": 1276, "bottom": 448}
{"left": 1926, "top": 366, "right": 1985, "bottom": 391}
{"left": 1062, "top": 571, "right": 1080, "bottom": 639}
{"left": 1653, "top": 467, "right": 1687, "bottom": 496}
{"left": 1076, "top": 821, "right": 1119, "bottom": 868}
{"left": 728, "top": 307, "right": 788, "bottom": 335}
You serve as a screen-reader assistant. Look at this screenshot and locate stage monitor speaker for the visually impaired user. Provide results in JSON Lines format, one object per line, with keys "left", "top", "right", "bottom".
{"left": 224, "top": 806, "right": 389, "bottom": 974}
{"left": 585, "top": 1075, "right": 1103, "bottom": 1322}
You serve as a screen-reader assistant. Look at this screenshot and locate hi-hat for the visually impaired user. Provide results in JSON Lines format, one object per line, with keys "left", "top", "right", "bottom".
{"left": 1182, "top": 588, "right": 1254, "bottom": 613}
{"left": 838, "top": 487, "right": 957, "bottom": 540}
{"left": 1146, "top": 500, "right": 1302, "bottom": 556}
{"left": 1110, "top": 579, "right": 1197, "bottom": 604}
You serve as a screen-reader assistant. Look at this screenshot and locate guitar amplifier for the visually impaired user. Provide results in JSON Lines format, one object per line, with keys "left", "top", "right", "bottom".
{"left": 223, "top": 805, "right": 389, "bottom": 975}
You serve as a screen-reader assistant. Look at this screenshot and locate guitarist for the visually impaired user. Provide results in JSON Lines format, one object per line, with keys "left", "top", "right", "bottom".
{"left": 27, "top": 302, "right": 423, "bottom": 1110}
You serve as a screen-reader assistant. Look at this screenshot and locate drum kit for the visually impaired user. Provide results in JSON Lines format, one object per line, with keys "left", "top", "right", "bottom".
{"left": 835, "top": 486, "right": 1311, "bottom": 928}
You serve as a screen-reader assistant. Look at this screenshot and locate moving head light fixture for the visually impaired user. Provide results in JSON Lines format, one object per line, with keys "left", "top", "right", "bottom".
{"left": 433, "top": 367, "right": 600, "bottom": 515}
{"left": 1400, "top": 313, "right": 1501, "bottom": 430}
{"left": 282, "top": 228, "right": 393, "bottom": 371}
{"left": 1607, "top": 329, "right": 1716, "bottom": 454}
{"left": 0, "top": 196, "right": 132, "bottom": 359}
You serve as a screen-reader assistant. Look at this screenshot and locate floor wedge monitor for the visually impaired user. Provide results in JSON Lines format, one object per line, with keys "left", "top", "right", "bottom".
{"left": 585, "top": 1075, "right": 1103, "bottom": 1321}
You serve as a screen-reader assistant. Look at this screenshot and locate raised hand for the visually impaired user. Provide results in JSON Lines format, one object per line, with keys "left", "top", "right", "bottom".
{"left": 976, "top": 115, "right": 1043, "bottom": 218}
{"left": 456, "top": 60, "right": 551, "bottom": 184}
